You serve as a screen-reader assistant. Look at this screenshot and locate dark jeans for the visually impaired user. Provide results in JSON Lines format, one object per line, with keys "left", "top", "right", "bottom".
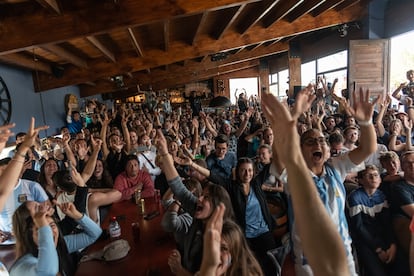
{"left": 356, "top": 243, "right": 410, "bottom": 276}
{"left": 247, "top": 231, "right": 277, "bottom": 276}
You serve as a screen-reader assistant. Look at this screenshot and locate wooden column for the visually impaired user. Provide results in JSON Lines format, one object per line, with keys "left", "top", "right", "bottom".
{"left": 288, "top": 41, "right": 301, "bottom": 98}
{"left": 259, "top": 59, "right": 269, "bottom": 96}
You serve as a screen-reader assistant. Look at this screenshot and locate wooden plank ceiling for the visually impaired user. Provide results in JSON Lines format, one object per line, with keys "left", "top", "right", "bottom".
{"left": 0, "top": 0, "right": 369, "bottom": 98}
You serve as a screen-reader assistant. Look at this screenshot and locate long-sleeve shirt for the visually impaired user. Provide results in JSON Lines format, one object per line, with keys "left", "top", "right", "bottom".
{"left": 347, "top": 187, "right": 394, "bottom": 250}
{"left": 10, "top": 214, "right": 102, "bottom": 276}
{"left": 114, "top": 170, "right": 154, "bottom": 201}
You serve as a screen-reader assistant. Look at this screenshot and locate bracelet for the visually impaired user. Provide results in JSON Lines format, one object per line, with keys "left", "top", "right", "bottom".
{"left": 15, "top": 152, "right": 26, "bottom": 158}
{"left": 11, "top": 158, "right": 24, "bottom": 164}
{"left": 408, "top": 106, "right": 414, "bottom": 110}
{"left": 358, "top": 120, "right": 373, "bottom": 126}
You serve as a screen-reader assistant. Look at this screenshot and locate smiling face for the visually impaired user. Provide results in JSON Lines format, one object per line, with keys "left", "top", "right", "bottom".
{"left": 258, "top": 147, "right": 272, "bottom": 164}
{"left": 44, "top": 159, "right": 59, "bottom": 178}
{"left": 94, "top": 159, "right": 104, "bottom": 179}
{"left": 237, "top": 162, "right": 254, "bottom": 184}
{"left": 300, "top": 129, "right": 330, "bottom": 170}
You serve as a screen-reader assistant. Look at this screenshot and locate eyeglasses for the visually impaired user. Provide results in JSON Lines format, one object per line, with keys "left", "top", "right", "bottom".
{"left": 302, "top": 137, "right": 328, "bottom": 146}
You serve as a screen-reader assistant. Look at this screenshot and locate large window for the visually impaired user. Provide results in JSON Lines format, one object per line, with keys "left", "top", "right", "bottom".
{"left": 301, "top": 61, "right": 316, "bottom": 85}
{"left": 229, "top": 77, "right": 259, "bottom": 104}
{"left": 390, "top": 30, "right": 414, "bottom": 91}
{"left": 269, "top": 70, "right": 289, "bottom": 99}
{"left": 269, "top": 50, "right": 348, "bottom": 100}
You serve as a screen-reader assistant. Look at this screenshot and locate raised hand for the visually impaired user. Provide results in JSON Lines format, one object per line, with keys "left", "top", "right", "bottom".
{"left": 58, "top": 202, "right": 83, "bottom": 220}
{"left": 200, "top": 203, "right": 225, "bottom": 274}
{"left": 346, "top": 88, "right": 381, "bottom": 122}
{"left": 27, "top": 201, "right": 55, "bottom": 228}
{"left": 292, "top": 84, "right": 316, "bottom": 120}
{"left": 20, "top": 117, "right": 49, "bottom": 151}
{"left": 0, "top": 123, "right": 15, "bottom": 154}
{"left": 261, "top": 92, "right": 299, "bottom": 162}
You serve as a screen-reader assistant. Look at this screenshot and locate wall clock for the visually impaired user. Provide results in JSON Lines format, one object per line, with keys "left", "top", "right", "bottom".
{"left": 0, "top": 77, "right": 12, "bottom": 125}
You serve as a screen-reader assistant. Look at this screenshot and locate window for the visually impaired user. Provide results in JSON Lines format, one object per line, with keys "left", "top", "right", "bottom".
{"left": 229, "top": 77, "right": 259, "bottom": 104}
{"left": 301, "top": 61, "right": 316, "bottom": 86}
{"left": 317, "top": 50, "right": 347, "bottom": 73}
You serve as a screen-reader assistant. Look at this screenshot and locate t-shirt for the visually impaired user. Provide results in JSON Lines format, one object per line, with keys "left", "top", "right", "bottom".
{"left": 278, "top": 153, "right": 360, "bottom": 276}
{"left": 0, "top": 179, "right": 48, "bottom": 234}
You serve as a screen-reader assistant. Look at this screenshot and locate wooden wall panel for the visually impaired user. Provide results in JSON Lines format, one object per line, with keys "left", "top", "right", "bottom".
{"left": 348, "top": 39, "right": 389, "bottom": 98}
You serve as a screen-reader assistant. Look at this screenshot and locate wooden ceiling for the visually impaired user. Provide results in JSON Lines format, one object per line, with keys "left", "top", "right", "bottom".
{"left": 0, "top": 0, "right": 369, "bottom": 98}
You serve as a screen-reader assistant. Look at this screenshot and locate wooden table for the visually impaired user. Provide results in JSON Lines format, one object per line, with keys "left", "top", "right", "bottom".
{"left": 76, "top": 198, "right": 176, "bottom": 276}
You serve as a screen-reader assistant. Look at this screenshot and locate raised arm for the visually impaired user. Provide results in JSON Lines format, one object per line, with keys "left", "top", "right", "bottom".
{"left": 375, "top": 95, "right": 390, "bottom": 138}
{"left": 81, "top": 136, "right": 102, "bottom": 182}
{"left": 121, "top": 111, "right": 131, "bottom": 154}
{"left": 392, "top": 82, "right": 406, "bottom": 100}
{"left": 199, "top": 111, "right": 218, "bottom": 137}
{"left": 0, "top": 120, "right": 47, "bottom": 210}
{"left": 346, "top": 88, "right": 381, "bottom": 164}
{"left": 261, "top": 92, "right": 349, "bottom": 276}
{"left": 234, "top": 107, "right": 253, "bottom": 138}
{"left": 99, "top": 111, "right": 111, "bottom": 160}
{"left": 62, "top": 133, "right": 76, "bottom": 168}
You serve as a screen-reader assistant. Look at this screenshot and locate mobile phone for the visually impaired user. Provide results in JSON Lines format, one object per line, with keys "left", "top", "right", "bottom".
{"left": 144, "top": 211, "right": 160, "bottom": 220}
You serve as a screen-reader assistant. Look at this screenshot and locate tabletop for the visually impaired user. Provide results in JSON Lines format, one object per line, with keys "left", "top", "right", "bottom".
{"left": 76, "top": 197, "right": 175, "bottom": 276}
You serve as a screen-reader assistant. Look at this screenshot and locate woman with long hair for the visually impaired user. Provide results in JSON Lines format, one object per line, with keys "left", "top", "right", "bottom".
{"left": 156, "top": 130, "right": 235, "bottom": 275}
{"left": 38, "top": 158, "right": 60, "bottom": 201}
{"left": 9, "top": 201, "right": 101, "bottom": 276}
{"left": 199, "top": 204, "right": 263, "bottom": 276}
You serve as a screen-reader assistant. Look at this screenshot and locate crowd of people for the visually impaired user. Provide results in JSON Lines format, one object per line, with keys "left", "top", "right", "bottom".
{"left": 1, "top": 72, "right": 414, "bottom": 275}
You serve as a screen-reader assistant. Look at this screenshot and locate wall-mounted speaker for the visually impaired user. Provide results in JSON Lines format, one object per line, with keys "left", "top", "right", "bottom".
{"left": 51, "top": 64, "right": 65, "bottom": 78}
{"left": 289, "top": 41, "right": 301, "bottom": 58}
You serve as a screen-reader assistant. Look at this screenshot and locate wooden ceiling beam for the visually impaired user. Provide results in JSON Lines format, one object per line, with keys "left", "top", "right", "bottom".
{"left": 35, "top": 0, "right": 61, "bottom": 14}
{"left": 0, "top": 53, "right": 52, "bottom": 74}
{"left": 0, "top": 0, "right": 260, "bottom": 55}
{"left": 237, "top": 0, "right": 280, "bottom": 34}
{"left": 41, "top": 44, "right": 88, "bottom": 68}
{"left": 152, "top": 60, "right": 260, "bottom": 90}
{"left": 311, "top": 0, "right": 347, "bottom": 17}
{"left": 127, "top": 28, "right": 144, "bottom": 57}
{"left": 80, "top": 59, "right": 260, "bottom": 97}
{"left": 334, "top": 0, "right": 360, "bottom": 11}
{"left": 81, "top": 43, "right": 288, "bottom": 96}
{"left": 85, "top": 36, "right": 116, "bottom": 63}
{"left": 286, "top": 0, "right": 326, "bottom": 22}
{"left": 34, "top": 5, "right": 364, "bottom": 91}
{"left": 191, "top": 12, "right": 209, "bottom": 45}
{"left": 215, "top": 4, "right": 247, "bottom": 40}
{"left": 263, "top": 0, "right": 304, "bottom": 28}
{"left": 163, "top": 20, "right": 170, "bottom": 52}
